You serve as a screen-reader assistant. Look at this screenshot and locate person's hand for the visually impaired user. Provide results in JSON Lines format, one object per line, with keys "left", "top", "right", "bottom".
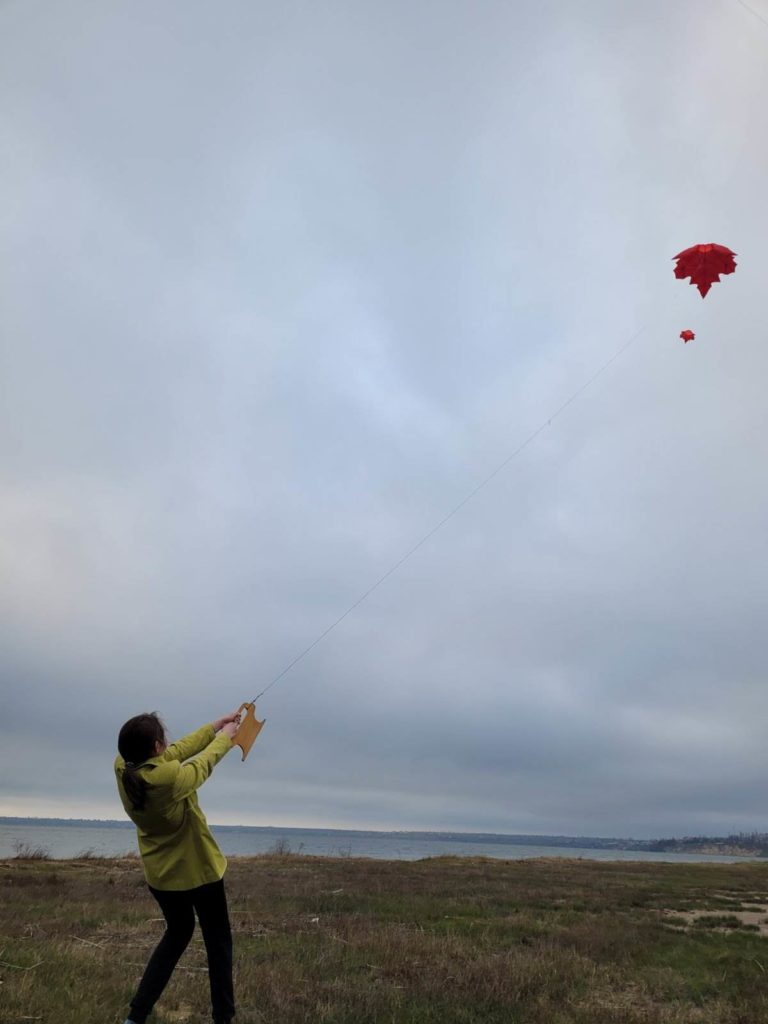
{"left": 220, "top": 720, "right": 239, "bottom": 740}
{"left": 213, "top": 709, "right": 242, "bottom": 733}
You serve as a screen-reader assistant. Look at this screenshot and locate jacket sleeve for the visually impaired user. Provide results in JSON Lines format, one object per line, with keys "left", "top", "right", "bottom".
{"left": 162, "top": 724, "right": 217, "bottom": 764}
{"left": 171, "top": 732, "right": 234, "bottom": 800}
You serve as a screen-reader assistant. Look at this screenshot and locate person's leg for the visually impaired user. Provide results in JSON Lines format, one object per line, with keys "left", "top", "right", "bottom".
{"left": 127, "top": 886, "right": 196, "bottom": 1024}
{"left": 193, "top": 879, "right": 235, "bottom": 1024}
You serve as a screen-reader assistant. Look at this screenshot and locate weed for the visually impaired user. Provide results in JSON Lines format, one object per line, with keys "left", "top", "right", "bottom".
{"left": 12, "top": 840, "right": 52, "bottom": 860}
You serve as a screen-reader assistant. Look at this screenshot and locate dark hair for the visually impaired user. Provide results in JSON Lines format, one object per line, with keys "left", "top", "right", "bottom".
{"left": 118, "top": 713, "right": 166, "bottom": 812}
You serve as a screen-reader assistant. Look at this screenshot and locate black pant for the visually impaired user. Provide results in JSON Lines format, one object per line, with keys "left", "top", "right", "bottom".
{"left": 129, "top": 878, "right": 235, "bottom": 1024}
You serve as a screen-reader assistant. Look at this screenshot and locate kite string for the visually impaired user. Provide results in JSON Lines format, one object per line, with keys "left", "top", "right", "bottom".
{"left": 252, "top": 321, "right": 649, "bottom": 702}
{"left": 733, "top": 0, "right": 768, "bottom": 30}
{"left": 248, "top": 5, "right": 764, "bottom": 707}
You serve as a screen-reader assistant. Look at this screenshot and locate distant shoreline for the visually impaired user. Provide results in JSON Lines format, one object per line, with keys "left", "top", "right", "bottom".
{"left": 2, "top": 816, "right": 765, "bottom": 857}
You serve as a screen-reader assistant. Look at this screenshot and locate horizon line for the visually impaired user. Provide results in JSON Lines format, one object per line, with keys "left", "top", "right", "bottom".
{"left": 2, "top": 815, "right": 765, "bottom": 843}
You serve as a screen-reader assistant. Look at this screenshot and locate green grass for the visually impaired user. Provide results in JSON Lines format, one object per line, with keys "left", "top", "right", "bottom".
{"left": 2, "top": 854, "right": 768, "bottom": 1022}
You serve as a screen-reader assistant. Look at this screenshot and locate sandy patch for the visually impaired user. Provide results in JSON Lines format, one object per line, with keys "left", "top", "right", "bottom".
{"left": 661, "top": 907, "right": 768, "bottom": 935}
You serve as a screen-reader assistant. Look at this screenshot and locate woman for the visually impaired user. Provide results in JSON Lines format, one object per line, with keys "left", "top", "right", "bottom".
{"left": 115, "top": 709, "right": 241, "bottom": 1024}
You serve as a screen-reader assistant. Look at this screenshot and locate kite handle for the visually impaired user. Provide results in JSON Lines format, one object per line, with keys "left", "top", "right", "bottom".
{"left": 232, "top": 701, "right": 265, "bottom": 762}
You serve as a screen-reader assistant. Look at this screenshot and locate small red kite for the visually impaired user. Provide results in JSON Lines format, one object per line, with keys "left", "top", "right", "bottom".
{"left": 673, "top": 243, "right": 736, "bottom": 297}
{"left": 680, "top": 329, "right": 695, "bottom": 343}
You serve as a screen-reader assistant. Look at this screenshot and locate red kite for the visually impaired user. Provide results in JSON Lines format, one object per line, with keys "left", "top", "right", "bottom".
{"left": 680, "top": 329, "right": 695, "bottom": 343}
{"left": 673, "top": 243, "right": 736, "bottom": 297}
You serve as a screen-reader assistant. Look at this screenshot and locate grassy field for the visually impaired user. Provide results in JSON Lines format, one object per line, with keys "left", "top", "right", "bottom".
{"left": 3, "top": 853, "right": 768, "bottom": 1023}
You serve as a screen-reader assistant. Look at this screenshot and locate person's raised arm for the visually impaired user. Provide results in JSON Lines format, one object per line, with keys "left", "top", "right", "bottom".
{"left": 162, "top": 711, "right": 240, "bottom": 763}
{"left": 170, "top": 722, "right": 238, "bottom": 800}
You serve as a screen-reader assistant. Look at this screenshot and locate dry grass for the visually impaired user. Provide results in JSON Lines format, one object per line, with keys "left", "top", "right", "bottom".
{"left": 11, "top": 841, "right": 52, "bottom": 861}
{"left": 2, "top": 854, "right": 768, "bottom": 1022}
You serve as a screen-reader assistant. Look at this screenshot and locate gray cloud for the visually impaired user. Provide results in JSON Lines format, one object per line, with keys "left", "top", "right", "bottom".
{"left": 2, "top": 0, "right": 768, "bottom": 838}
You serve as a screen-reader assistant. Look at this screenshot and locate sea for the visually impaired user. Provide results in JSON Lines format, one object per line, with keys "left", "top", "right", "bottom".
{"left": 0, "top": 819, "right": 760, "bottom": 864}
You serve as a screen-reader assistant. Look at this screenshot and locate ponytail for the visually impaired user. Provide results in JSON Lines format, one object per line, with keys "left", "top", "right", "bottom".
{"left": 117, "top": 713, "right": 166, "bottom": 812}
{"left": 121, "top": 761, "right": 147, "bottom": 813}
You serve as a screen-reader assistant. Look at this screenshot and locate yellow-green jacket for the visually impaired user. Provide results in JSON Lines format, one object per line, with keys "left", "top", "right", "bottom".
{"left": 114, "top": 724, "right": 234, "bottom": 891}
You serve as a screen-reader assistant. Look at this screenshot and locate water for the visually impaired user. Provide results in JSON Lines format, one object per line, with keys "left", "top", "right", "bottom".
{"left": 0, "top": 819, "right": 760, "bottom": 864}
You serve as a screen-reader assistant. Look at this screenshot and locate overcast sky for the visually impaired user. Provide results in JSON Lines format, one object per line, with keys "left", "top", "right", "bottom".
{"left": 2, "top": 0, "right": 768, "bottom": 839}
